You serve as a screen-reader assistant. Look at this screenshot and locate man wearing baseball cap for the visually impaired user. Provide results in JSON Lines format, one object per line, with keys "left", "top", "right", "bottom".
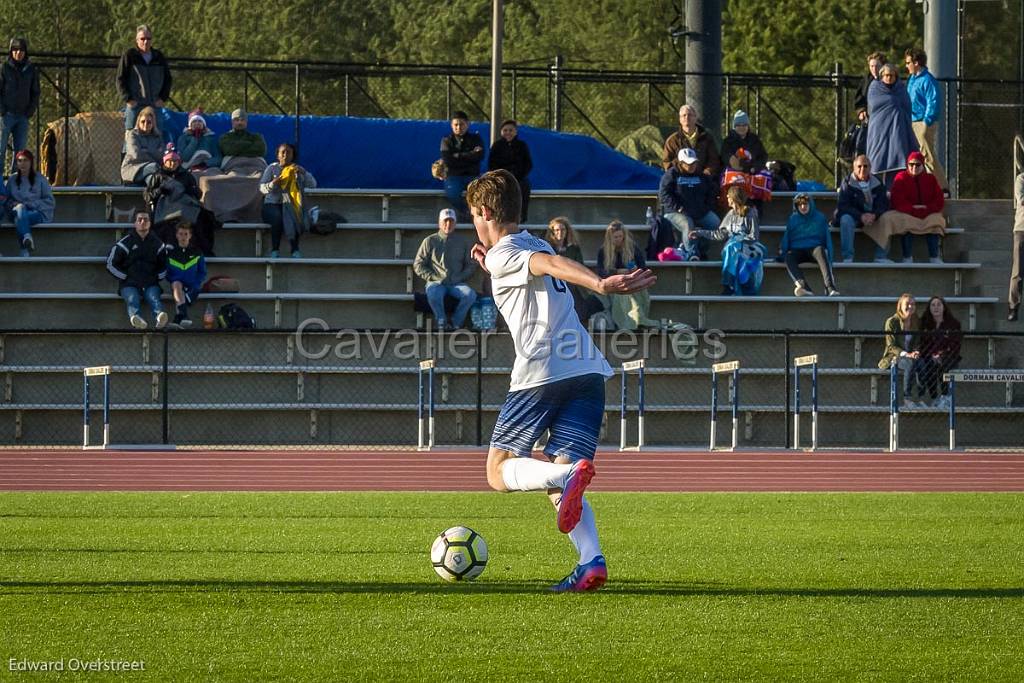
{"left": 413, "top": 208, "right": 478, "bottom": 330}
{"left": 658, "top": 147, "right": 720, "bottom": 259}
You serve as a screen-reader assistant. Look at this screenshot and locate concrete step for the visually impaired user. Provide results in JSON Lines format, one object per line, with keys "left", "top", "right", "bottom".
{"left": 0, "top": 292, "right": 1001, "bottom": 331}
{"left": 0, "top": 257, "right": 979, "bottom": 299}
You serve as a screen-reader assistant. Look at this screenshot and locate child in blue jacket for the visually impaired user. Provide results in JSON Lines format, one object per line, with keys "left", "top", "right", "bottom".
{"left": 779, "top": 193, "right": 840, "bottom": 297}
{"left": 165, "top": 222, "right": 207, "bottom": 326}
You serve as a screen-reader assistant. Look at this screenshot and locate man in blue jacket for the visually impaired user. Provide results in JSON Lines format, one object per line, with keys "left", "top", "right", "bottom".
{"left": 905, "top": 48, "right": 948, "bottom": 193}
{"left": 779, "top": 193, "right": 839, "bottom": 297}
{"left": 658, "top": 148, "right": 720, "bottom": 259}
{"left": 835, "top": 155, "right": 890, "bottom": 263}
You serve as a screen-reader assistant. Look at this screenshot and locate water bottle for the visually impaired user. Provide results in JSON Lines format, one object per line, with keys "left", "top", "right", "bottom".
{"left": 646, "top": 206, "right": 654, "bottom": 221}
{"left": 203, "top": 304, "right": 216, "bottom": 329}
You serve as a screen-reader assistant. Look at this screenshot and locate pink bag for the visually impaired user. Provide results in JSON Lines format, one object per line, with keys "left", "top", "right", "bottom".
{"left": 658, "top": 247, "right": 684, "bottom": 262}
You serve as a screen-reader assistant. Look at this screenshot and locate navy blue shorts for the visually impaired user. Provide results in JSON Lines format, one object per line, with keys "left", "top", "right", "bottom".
{"left": 490, "top": 373, "right": 606, "bottom": 462}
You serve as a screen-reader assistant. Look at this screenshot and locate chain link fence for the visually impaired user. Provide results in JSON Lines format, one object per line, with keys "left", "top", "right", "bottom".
{"left": 15, "top": 54, "right": 1024, "bottom": 196}
{"left": 0, "top": 329, "right": 1020, "bottom": 451}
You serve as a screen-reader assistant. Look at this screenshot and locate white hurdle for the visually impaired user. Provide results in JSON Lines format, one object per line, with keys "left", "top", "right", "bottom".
{"left": 417, "top": 359, "right": 436, "bottom": 451}
{"left": 710, "top": 360, "right": 740, "bottom": 451}
{"left": 619, "top": 359, "right": 646, "bottom": 451}
{"left": 888, "top": 363, "right": 900, "bottom": 452}
{"left": 82, "top": 365, "right": 112, "bottom": 450}
{"left": 792, "top": 354, "right": 819, "bottom": 451}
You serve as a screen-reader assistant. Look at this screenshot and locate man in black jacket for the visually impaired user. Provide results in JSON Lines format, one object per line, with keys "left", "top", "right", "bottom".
{"left": 106, "top": 208, "right": 169, "bottom": 329}
{"left": 487, "top": 119, "right": 533, "bottom": 221}
{"left": 0, "top": 37, "right": 39, "bottom": 173}
{"left": 834, "top": 154, "right": 890, "bottom": 263}
{"left": 440, "top": 110, "right": 484, "bottom": 220}
{"left": 116, "top": 25, "right": 172, "bottom": 134}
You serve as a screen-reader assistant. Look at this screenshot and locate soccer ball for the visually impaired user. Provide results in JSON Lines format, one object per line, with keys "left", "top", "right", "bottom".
{"left": 431, "top": 526, "right": 488, "bottom": 582}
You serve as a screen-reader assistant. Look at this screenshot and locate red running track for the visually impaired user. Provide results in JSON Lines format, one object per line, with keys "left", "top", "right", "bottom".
{"left": 2, "top": 449, "right": 1024, "bottom": 492}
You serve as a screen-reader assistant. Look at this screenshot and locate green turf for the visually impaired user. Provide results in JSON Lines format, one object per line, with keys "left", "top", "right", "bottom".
{"left": 2, "top": 492, "right": 1023, "bottom": 681}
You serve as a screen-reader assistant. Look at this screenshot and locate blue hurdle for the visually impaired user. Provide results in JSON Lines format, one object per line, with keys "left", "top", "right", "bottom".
{"left": 888, "top": 363, "right": 900, "bottom": 452}
{"left": 619, "top": 359, "right": 646, "bottom": 451}
{"left": 417, "top": 359, "right": 436, "bottom": 451}
{"left": 711, "top": 360, "right": 740, "bottom": 451}
{"left": 943, "top": 371, "right": 1024, "bottom": 451}
{"left": 82, "top": 365, "right": 112, "bottom": 450}
{"left": 792, "top": 354, "right": 819, "bottom": 451}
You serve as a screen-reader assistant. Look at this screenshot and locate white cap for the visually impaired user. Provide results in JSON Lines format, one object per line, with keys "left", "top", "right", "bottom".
{"left": 438, "top": 208, "right": 457, "bottom": 223}
{"left": 678, "top": 148, "right": 698, "bottom": 165}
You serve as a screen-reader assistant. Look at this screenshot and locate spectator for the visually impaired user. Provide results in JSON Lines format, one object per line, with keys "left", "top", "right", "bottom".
{"left": 878, "top": 293, "right": 921, "bottom": 404}
{"left": 440, "top": 111, "right": 484, "bottom": 220}
{"left": 545, "top": 216, "right": 603, "bottom": 324}
{"left": 853, "top": 51, "right": 886, "bottom": 122}
{"left": 116, "top": 24, "right": 172, "bottom": 135}
{"left": 779, "top": 193, "right": 839, "bottom": 297}
{"left": 165, "top": 222, "right": 206, "bottom": 328}
{"left": 916, "top": 296, "right": 961, "bottom": 408}
{"left": 121, "top": 106, "right": 164, "bottom": 186}
{"left": 597, "top": 220, "right": 660, "bottom": 330}
{"left": 218, "top": 108, "right": 267, "bottom": 168}
{"left": 905, "top": 48, "right": 948, "bottom": 193}
{"left": 259, "top": 143, "right": 316, "bottom": 258}
{"left": 487, "top": 119, "right": 533, "bottom": 222}
{"left": 413, "top": 208, "right": 477, "bottom": 330}
{"left": 106, "top": 208, "right": 168, "bottom": 330}
{"left": 658, "top": 147, "right": 720, "bottom": 260}
{"left": 0, "top": 38, "right": 39, "bottom": 174}
{"left": 1009, "top": 172, "right": 1024, "bottom": 322}
{"left": 4, "top": 150, "right": 53, "bottom": 256}
{"left": 662, "top": 104, "right": 721, "bottom": 177}
{"left": 144, "top": 144, "right": 217, "bottom": 255}
{"left": 868, "top": 151, "right": 946, "bottom": 264}
{"left": 688, "top": 185, "right": 761, "bottom": 294}
{"left": 835, "top": 154, "right": 889, "bottom": 263}
{"left": 720, "top": 110, "right": 767, "bottom": 174}
{"left": 866, "top": 64, "right": 918, "bottom": 189}
{"left": 175, "top": 109, "right": 221, "bottom": 171}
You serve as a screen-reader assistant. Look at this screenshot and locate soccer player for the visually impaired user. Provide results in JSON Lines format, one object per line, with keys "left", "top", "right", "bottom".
{"left": 466, "top": 170, "right": 656, "bottom": 592}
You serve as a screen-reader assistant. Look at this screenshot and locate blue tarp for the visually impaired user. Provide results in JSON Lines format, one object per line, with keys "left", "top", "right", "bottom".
{"left": 165, "top": 111, "right": 662, "bottom": 190}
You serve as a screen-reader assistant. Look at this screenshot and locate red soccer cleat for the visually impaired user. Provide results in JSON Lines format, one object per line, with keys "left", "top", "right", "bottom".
{"left": 557, "top": 460, "right": 595, "bottom": 533}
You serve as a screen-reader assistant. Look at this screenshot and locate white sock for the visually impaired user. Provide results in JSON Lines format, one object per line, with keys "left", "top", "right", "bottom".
{"left": 501, "top": 458, "right": 572, "bottom": 492}
{"left": 568, "top": 497, "right": 601, "bottom": 564}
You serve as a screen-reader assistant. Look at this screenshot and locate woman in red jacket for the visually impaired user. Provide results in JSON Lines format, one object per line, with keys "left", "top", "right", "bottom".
{"left": 865, "top": 151, "right": 946, "bottom": 263}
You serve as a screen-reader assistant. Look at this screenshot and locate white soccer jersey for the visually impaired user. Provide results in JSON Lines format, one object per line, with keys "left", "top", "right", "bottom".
{"left": 485, "top": 230, "right": 612, "bottom": 391}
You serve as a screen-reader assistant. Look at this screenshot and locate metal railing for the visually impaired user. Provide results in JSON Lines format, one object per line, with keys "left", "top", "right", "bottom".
{"left": 0, "top": 328, "right": 1020, "bottom": 451}
{"left": 18, "top": 52, "right": 1024, "bottom": 197}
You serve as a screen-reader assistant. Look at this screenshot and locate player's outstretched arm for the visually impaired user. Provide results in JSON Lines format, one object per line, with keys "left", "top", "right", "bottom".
{"left": 529, "top": 253, "right": 656, "bottom": 295}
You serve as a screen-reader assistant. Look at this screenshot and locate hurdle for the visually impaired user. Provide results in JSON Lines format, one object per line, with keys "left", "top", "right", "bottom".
{"left": 944, "top": 371, "right": 1024, "bottom": 451}
{"left": 792, "top": 354, "right": 819, "bottom": 451}
{"left": 417, "top": 359, "right": 436, "bottom": 451}
{"left": 710, "top": 360, "right": 740, "bottom": 451}
{"left": 82, "top": 365, "right": 112, "bottom": 450}
{"left": 888, "top": 363, "right": 899, "bottom": 451}
{"left": 619, "top": 359, "right": 646, "bottom": 451}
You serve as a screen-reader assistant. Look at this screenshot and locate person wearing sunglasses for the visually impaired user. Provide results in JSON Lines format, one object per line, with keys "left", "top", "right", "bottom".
{"left": 835, "top": 154, "right": 889, "bottom": 262}
{"left": 116, "top": 25, "right": 172, "bottom": 136}
{"left": 867, "top": 151, "right": 946, "bottom": 264}
{"left": 866, "top": 63, "right": 918, "bottom": 190}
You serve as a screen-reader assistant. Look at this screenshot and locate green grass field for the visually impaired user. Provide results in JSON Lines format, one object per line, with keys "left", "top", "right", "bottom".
{"left": 2, "top": 492, "right": 1023, "bottom": 681}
